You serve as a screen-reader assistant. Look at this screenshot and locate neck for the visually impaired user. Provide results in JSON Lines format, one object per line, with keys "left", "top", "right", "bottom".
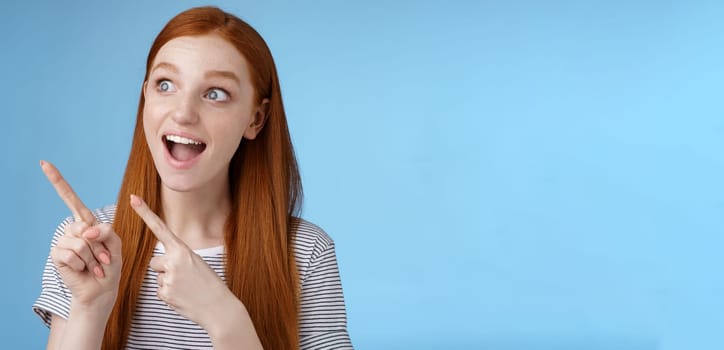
{"left": 160, "top": 176, "right": 230, "bottom": 250}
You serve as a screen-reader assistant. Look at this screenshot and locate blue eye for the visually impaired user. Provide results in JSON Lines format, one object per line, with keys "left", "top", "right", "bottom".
{"left": 206, "top": 88, "right": 229, "bottom": 101}
{"left": 157, "top": 79, "right": 176, "bottom": 92}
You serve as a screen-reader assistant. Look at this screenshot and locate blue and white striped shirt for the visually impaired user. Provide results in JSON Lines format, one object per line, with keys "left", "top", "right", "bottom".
{"left": 33, "top": 205, "right": 353, "bottom": 349}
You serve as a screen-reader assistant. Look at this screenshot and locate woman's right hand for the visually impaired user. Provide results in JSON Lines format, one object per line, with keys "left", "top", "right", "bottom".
{"left": 41, "top": 160, "right": 122, "bottom": 314}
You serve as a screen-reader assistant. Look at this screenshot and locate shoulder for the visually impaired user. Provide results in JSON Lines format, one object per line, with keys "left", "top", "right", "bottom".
{"left": 91, "top": 204, "right": 118, "bottom": 224}
{"left": 292, "top": 218, "right": 335, "bottom": 251}
{"left": 291, "top": 218, "right": 337, "bottom": 280}
{"left": 50, "top": 204, "right": 118, "bottom": 241}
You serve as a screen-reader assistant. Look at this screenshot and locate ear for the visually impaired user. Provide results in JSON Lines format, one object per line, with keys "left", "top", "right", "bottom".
{"left": 243, "top": 98, "right": 270, "bottom": 140}
{"left": 142, "top": 81, "right": 148, "bottom": 99}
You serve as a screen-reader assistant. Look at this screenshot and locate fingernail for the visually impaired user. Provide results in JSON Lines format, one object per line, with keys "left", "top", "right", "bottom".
{"left": 130, "top": 194, "right": 141, "bottom": 207}
{"left": 93, "top": 266, "right": 105, "bottom": 278}
{"left": 98, "top": 252, "right": 111, "bottom": 265}
{"left": 39, "top": 160, "right": 46, "bottom": 167}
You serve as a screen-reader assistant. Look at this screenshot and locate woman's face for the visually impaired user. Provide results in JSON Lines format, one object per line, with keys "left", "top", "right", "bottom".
{"left": 143, "top": 34, "right": 265, "bottom": 193}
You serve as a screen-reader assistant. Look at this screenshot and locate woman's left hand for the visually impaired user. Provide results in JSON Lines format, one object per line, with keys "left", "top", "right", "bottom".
{"left": 129, "top": 194, "right": 238, "bottom": 329}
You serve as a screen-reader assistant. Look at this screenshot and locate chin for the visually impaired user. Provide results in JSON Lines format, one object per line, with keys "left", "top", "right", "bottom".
{"left": 158, "top": 173, "right": 203, "bottom": 193}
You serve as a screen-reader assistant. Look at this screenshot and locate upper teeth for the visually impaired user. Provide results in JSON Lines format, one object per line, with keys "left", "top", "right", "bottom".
{"left": 166, "top": 134, "right": 202, "bottom": 145}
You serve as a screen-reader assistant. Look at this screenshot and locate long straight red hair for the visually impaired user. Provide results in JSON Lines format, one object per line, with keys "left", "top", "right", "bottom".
{"left": 103, "top": 7, "right": 302, "bottom": 349}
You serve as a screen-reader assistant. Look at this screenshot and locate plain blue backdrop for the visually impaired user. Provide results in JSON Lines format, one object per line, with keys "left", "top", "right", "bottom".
{"left": 2, "top": 1, "right": 723, "bottom": 349}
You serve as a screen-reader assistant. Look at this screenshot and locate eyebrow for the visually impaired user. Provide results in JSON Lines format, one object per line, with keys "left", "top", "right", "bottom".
{"left": 150, "top": 62, "right": 179, "bottom": 75}
{"left": 150, "top": 62, "right": 240, "bottom": 85}
{"left": 204, "top": 70, "right": 241, "bottom": 85}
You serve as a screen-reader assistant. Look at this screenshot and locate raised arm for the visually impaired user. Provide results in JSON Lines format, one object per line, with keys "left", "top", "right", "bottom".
{"left": 129, "top": 194, "right": 263, "bottom": 350}
{"left": 40, "top": 160, "right": 122, "bottom": 350}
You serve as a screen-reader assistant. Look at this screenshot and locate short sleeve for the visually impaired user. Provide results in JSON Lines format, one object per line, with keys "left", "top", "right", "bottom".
{"left": 32, "top": 216, "right": 74, "bottom": 327}
{"left": 32, "top": 205, "right": 117, "bottom": 328}
{"left": 299, "top": 234, "right": 354, "bottom": 349}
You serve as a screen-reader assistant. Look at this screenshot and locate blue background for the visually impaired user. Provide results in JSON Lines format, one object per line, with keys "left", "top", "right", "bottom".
{"left": 2, "top": 1, "right": 723, "bottom": 349}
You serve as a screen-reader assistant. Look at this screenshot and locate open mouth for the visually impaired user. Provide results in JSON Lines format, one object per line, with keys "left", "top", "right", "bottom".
{"left": 163, "top": 134, "right": 207, "bottom": 162}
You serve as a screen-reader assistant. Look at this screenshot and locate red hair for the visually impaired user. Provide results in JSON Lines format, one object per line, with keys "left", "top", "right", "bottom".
{"left": 103, "top": 6, "right": 302, "bottom": 349}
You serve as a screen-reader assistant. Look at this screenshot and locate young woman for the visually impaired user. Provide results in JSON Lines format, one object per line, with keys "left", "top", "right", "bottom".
{"left": 33, "top": 6, "right": 352, "bottom": 350}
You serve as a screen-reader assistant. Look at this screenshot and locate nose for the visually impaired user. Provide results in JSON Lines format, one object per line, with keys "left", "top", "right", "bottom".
{"left": 171, "top": 93, "right": 200, "bottom": 125}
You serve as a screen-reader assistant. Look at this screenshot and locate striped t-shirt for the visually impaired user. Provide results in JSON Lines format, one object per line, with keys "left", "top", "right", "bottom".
{"left": 33, "top": 205, "right": 353, "bottom": 349}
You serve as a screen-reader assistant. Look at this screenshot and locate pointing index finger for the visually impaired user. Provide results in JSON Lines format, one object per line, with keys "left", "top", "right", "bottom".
{"left": 129, "top": 194, "right": 180, "bottom": 249}
{"left": 40, "top": 160, "right": 97, "bottom": 225}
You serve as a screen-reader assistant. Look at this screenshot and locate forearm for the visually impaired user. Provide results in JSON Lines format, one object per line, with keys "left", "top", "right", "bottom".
{"left": 57, "top": 303, "right": 111, "bottom": 350}
{"left": 206, "top": 297, "right": 263, "bottom": 350}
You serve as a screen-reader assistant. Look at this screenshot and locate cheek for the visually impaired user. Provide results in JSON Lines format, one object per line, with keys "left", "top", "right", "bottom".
{"left": 220, "top": 126, "right": 246, "bottom": 155}
{"left": 142, "top": 104, "right": 163, "bottom": 148}
{"left": 210, "top": 119, "right": 247, "bottom": 157}
{"left": 142, "top": 98, "right": 166, "bottom": 131}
